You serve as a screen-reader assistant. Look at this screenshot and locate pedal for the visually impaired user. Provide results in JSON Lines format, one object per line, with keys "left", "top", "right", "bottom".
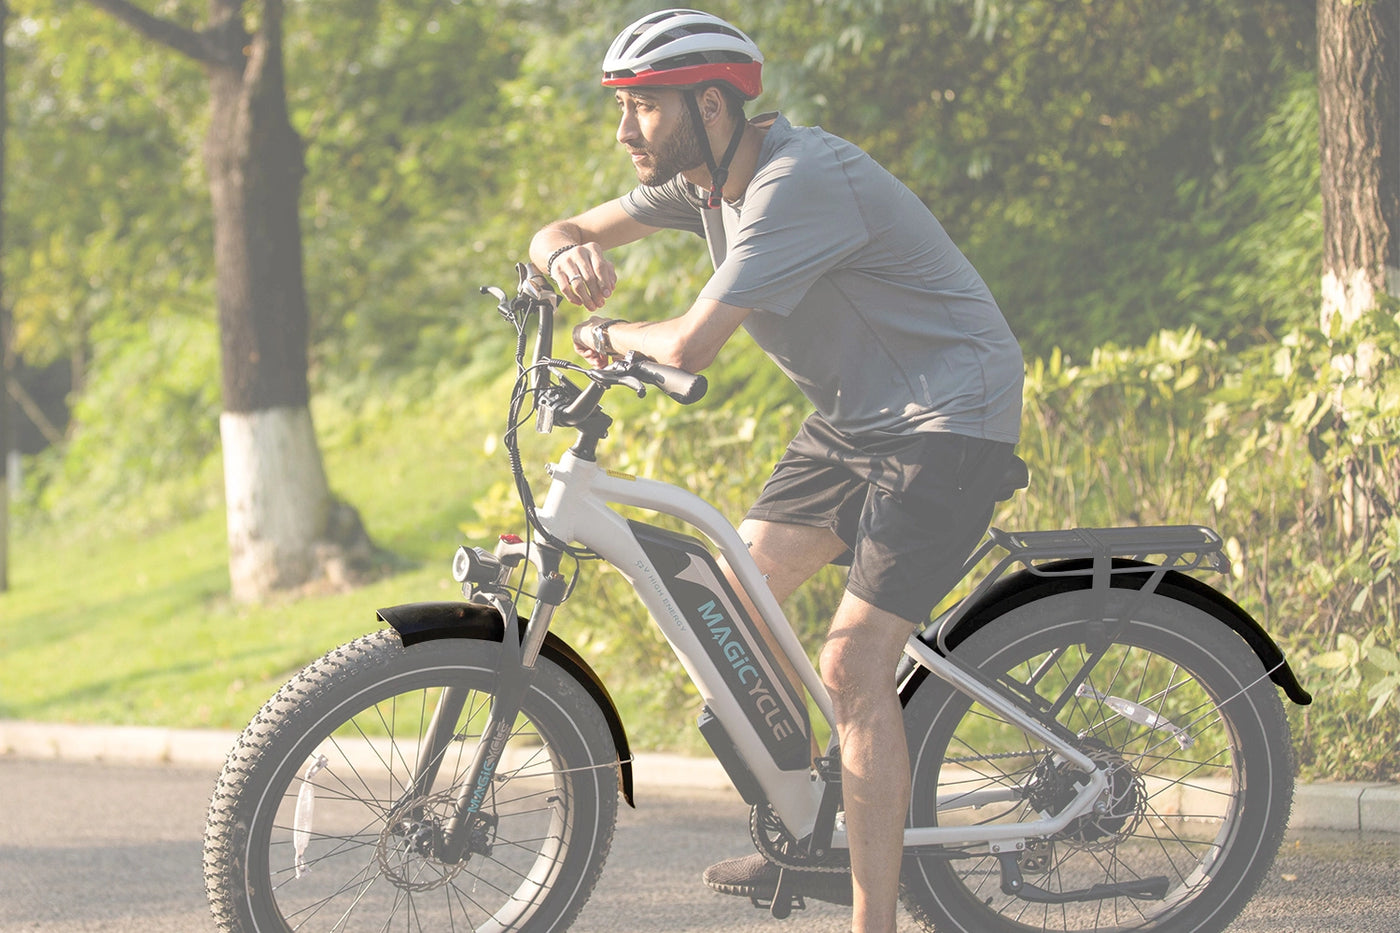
{"left": 761, "top": 867, "right": 805, "bottom": 920}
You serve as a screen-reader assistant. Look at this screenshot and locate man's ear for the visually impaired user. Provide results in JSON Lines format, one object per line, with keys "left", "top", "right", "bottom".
{"left": 700, "top": 84, "right": 727, "bottom": 124}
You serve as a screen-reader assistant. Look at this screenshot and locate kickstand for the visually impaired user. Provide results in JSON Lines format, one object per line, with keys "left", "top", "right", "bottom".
{"left": 765, "top": 867, "right": 805, "bottom": 919}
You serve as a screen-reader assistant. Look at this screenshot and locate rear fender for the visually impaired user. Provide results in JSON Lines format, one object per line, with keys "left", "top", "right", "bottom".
{"left": 900, "top": 559, "right": 1311, "bottom": 707}
{"left": 376, "top": 601, "right": 636, "bottom": 807}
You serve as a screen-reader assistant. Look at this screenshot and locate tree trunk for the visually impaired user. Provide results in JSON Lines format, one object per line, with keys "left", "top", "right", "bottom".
{"left": 1, "top": 0, "right": 9, "bottom": 594}
{"left": 1317, "top": 0, "right": 1399, "bottom": 543}
{"left": 1318, "top": 0, "right": 1399, "bottom": 331}
{"left": 199, "top": 0, "right": 370, "bottom": 601}
{"left": 86, "top": 0, "right": 375, "bottom": 600}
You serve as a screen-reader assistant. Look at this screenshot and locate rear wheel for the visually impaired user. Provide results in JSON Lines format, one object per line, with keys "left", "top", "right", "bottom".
{"left": 203, "top": 630, "right": 619, "bottom": 932}
{"left": 900, "top": 589, "right": 1293, "bottom": 933}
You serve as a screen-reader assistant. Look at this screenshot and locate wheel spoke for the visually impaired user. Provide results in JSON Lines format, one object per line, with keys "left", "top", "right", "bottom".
{"left": 204, "top": 632, "right": 618, "bottom": 933}
{"left": 902, "top": 592, "right": 1291, "bottom": 933}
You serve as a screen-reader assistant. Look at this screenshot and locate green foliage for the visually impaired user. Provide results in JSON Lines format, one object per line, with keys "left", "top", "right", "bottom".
{"left": 1015, "top": 307, "right": 1400, "bottom": 781}
{"left": 1290, "top": 623, "right": 1400, "bottom": 782}
{"left": 6, "top": 3, "right": 215, "bottom": 528}
{"left": 11, "top": 1, "right": 1398, "bottom": 778}
{"left": 1221, "top": 306, "right": 1400, "bottom": 779}
{"left": 286, "top": 0, "right": 526, "bottom": 384}
{"left": 31, "top": 312, "right": 224, "bottom": 526}
{"left": 762, "top": 0, "right": 1317, "bottom": 355}
{"left": 9, "top": 2, "right": 209, "bottom": 363}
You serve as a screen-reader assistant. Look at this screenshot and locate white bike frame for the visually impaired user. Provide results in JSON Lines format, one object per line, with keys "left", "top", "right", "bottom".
{"left": 463, "top": 270, "right": 1109, "bottom": 856}
{"left": 530, "top": 444, "right": 1109, "bottom": 852}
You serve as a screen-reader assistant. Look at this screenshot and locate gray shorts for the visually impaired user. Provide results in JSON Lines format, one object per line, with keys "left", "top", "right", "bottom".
{"left": 745, "top": 414, "right": 1017, "bottom": 623}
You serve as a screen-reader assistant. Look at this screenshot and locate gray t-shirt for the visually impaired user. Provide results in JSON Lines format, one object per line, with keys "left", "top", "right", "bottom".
{"left": 620, "top": 113, "right": 1022, "bottom": 443}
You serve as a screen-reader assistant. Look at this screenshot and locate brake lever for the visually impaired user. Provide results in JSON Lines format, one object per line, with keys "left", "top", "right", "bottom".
{"left": 589, "top": 358, "right": 648, "bottom": 396}
{"left": 479, "top": 285, "right": 513, "bottom": 321}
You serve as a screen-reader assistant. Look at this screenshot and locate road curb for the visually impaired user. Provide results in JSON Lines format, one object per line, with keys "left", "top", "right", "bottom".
{"left": 1291, "top": 780, "right": 1400, "bottom": 834}
{"left": 2, "top": 719, "right": 1395, "bottom": 834}
{"left": 0, "top": 720, "right": 238, "bottom": 768}
{"left": 0, "top": 719, "right": 737, "bottom": 793}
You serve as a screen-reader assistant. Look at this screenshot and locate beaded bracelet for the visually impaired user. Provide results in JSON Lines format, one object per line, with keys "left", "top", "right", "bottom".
{"left": 544, "top": 243, "right": 578, "bottom": 278}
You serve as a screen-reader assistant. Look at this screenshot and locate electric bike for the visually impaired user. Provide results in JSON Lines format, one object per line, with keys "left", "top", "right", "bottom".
{"left": 203, "top": 265, "right": 1311, "bottom": 932}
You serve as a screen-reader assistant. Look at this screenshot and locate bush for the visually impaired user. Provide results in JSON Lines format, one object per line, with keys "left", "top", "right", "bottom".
{"left": 1017, "top": 310, "right": 1400, "bottom": 781}
{"left": 466, "top": 309, "right": 1400, "bottom": 776}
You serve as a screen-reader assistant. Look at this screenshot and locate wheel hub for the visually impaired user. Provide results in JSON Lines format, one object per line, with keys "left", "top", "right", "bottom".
{"left": 376, "top": 799, "right": 477, "bottom": 892}
{"left": 1027, "top": 740, "right": 1146, "bottom": 849}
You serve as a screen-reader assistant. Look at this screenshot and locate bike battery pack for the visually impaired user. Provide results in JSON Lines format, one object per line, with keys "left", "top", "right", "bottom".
{"left": 630, "top": 521, "right": 813, "bottom": 772}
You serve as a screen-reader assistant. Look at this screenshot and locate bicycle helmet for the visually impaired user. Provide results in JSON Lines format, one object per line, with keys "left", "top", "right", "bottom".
{"left": 603, "top": 10, "right": 763, "bottom": 208}
{"left": 602, "top": 9, "right": 764, "bottom": 100}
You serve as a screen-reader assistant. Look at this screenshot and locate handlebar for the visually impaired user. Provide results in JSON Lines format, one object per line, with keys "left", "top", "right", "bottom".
{"left": 632, "top": 358, "right": 708, "bottom": 405}
{"left": 482, "top": 263, "right": 709, "bottom": 552}
{"left": 482, "top": 263, "right": 708, "bottom": 425}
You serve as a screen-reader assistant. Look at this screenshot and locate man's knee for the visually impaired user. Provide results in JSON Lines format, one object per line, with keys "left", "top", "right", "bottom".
{"left": 819, "top": 639, "right": 871, "bottom": 709}
{"left": 820, "top": 595, "right": 914, "bottom": 712}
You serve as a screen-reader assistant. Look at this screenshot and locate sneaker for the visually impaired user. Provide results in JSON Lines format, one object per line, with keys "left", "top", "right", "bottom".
{"left": 702, "top": 852, "right": 853, "bottom": 907}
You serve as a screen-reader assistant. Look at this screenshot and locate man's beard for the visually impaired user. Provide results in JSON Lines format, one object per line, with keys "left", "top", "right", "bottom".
{"left": 632, "top": 113, "right": 708, "bottom": 187}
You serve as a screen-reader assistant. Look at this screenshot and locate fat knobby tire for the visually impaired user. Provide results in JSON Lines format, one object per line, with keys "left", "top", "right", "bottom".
{"left": 203, "top": 629, "right": 619, "bottom": 932}
{"left": 899, "top": 589, "right": 1294, "bottom": 933}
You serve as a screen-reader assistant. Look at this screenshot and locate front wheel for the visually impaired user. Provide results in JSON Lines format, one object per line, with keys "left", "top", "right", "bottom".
{"left": 203, "top": 630, "right": 619, "bottom": 932}
{"left": 900, "top": 589, "right": 1294, "bottom": 933}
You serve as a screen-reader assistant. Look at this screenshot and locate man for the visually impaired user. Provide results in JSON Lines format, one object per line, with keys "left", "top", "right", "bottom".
{"left": 528, "top": 10, "right": 1023, "bottom": 933}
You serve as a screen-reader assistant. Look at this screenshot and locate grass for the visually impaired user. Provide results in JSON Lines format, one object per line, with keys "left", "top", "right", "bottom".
{"left": 0, "top": 371, "right": 512, "bottom": 733}
{"left": 0, "top": 366, "right": 723, "bottom": 755}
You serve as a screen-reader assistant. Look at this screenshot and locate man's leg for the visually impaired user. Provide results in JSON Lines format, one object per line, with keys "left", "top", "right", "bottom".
{"left": 702, "top": 518, "right": 856, "bottom": 903}
{"left": 730, "top": 517, "right": 847, "bottom": 604}
{"left": 820, "top": 591, "right": 915, "bottom": 933}
{"left": 719, "top": 518, "right": 847, "bottom": 723}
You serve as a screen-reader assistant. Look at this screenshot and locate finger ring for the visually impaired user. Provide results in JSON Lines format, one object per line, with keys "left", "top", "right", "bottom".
{"left": 570, "top": 275, "right": 584, "bottom": 282}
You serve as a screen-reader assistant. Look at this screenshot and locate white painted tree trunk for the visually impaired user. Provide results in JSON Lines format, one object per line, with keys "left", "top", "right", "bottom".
{"left": 220, "top": 406, "right": 332, "bottom": 603}
{"left": 1316, "top": 0, "right": 1398, "bottom": 545}
{"left": 1321, "top": 267, "right": 1380, "bottom": 335}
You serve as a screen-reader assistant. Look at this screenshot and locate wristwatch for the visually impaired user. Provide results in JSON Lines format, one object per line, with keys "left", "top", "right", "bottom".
{"left": 590, "top": 319, "right": 621, "bottom": 358}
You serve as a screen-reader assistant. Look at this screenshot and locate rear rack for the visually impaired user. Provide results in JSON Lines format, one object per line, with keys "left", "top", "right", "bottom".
{"left": 934, "top": 524, "right": 1231, "bottom": 653}
{"left": 989, "top": 524, "right": 1230, "bottom": 575}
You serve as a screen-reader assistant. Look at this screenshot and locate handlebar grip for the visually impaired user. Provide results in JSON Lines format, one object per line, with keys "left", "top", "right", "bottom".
{"left": 634, "top": 360, "right": 708, "bottom": 405}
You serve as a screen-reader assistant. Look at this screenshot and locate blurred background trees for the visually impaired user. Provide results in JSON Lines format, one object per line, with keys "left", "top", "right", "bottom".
{"left": 4, "top": 0, "right": 1396, "bottom": 773}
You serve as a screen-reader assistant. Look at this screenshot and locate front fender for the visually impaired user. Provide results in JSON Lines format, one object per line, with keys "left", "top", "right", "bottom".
{"left": 376, "top": 601, "right": 636, "bottom": 807}
{"left": 900, "top": 560, "right": 1311, "bottom": 707}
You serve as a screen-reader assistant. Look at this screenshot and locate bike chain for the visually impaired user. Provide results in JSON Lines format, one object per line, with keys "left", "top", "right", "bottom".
{"left": 749, "top": 747, "right": 1059, "bottom": 873}
{"left": 944, "top": 747, "right": 1051, "bottom": 765}
{"left": 749, "top": 804, "right": 848, "bottom": 874}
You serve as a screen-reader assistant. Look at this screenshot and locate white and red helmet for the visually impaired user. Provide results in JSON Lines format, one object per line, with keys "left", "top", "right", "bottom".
{"left": 602, "top": 9, "right": 764, "bottom": 100}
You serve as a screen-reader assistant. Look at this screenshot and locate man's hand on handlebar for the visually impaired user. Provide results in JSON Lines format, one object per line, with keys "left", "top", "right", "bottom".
{"left": 550, "top": 242, "right": 616, "bottom": 313}
{"left": 571, "top": 314, "right": 616, "bottom": 369}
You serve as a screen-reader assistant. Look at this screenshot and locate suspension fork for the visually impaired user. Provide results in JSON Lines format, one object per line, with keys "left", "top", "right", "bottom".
{"left": 397, "top": 547, "right": 570, "bottom": 864}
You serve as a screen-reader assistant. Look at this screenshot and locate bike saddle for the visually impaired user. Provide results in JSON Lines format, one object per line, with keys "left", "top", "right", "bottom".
{"left": 996, "top": 455, "right": 1030, "bottom": 501}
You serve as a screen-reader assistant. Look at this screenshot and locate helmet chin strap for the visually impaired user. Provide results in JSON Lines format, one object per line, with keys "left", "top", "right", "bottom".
{"left": 684, "top": 89, "right": 747, "bottom": 210}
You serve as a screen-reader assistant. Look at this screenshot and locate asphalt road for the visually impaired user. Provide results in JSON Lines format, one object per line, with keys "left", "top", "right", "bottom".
{"left": 0, "top": 757, "right": 1396, "bottom": 932}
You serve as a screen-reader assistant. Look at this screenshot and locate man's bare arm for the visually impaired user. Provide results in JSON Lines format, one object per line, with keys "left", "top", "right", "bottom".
{"left": 573, "top": 297, "right": 751, "bottom": 372}
{"left": 529, "top": 200, "right": 658, "bottom": 312}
